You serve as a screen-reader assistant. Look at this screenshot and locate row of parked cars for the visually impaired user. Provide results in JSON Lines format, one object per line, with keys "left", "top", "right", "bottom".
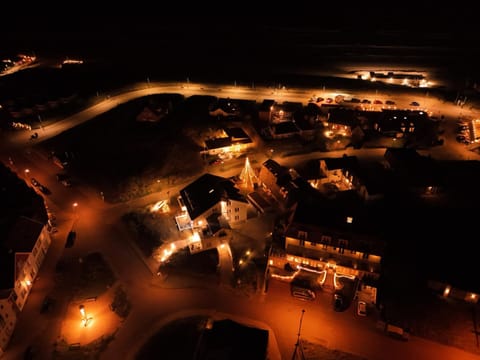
{"left": 290, "top": 284, "right": 367, "bottom": 316}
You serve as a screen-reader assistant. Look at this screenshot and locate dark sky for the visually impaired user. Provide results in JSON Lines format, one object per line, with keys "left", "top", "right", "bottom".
{"left": 2, "top": 7, "right": 479, "bottom": 83}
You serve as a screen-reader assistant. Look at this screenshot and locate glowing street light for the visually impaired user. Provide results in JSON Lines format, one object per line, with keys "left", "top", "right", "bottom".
{"left": 79, "top": 304, "right": 92, "bottom": 327}
{"left": 79, "top": 304, "right": 85, "bottom": 318}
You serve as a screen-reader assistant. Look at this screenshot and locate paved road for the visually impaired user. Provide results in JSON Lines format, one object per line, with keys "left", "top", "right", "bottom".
{"left": 2, "top": 81, "right": 480, "bottom": 360}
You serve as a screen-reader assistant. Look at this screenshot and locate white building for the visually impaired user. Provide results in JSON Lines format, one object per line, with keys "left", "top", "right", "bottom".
{"left": 0, "top": 216, "right": 51, "bottom": 357}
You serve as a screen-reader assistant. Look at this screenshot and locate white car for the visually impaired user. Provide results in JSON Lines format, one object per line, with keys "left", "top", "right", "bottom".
{"left": 357, "top": 301, "right": 367, "bottom": 316}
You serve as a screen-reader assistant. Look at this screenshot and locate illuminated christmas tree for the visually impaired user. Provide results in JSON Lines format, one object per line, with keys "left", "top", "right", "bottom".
{"left": 239, "top": 156, "right": 258, "bottom": 190}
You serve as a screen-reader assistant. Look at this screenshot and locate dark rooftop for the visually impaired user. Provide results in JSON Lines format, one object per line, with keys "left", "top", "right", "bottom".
{"left": 180, "top": 174, "right": 247, "bottom": 220}
{"left": 224, "top": 127, "right": 249, "bottom": 140}
{"left": 273, "top": 121, "right": 299, "bottom": 135}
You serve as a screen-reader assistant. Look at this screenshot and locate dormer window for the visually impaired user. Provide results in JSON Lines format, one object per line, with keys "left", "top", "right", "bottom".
{"left": 297, "top": 231, "right": 308, "bottom": 240}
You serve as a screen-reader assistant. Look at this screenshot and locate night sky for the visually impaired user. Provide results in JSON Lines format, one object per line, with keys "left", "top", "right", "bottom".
{"left": 2, "top": 8, "right": 480, "bottom": 86}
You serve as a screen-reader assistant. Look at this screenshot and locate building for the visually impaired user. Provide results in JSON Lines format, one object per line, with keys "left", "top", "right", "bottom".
{"left": 0, "top": 164, "right": 50, "bottom": 357}
{"left": 269, "top": 192, "right": 384, "bottom": 303}
{"left": 201, "top": 127, "right": 253, "bottom": 156}
{"left": 258, "top": 101, "right": 301, "bottom": 124}
{"left": 301, "top": 156, "right": 358, "bottom": 192}
{"left": 178, "top": 173, "right": 249, "bottom": 231}
{"left": 258, "top": 159, "right": 292, "bottom": 204}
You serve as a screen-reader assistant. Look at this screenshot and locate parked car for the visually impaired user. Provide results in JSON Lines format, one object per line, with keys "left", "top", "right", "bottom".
{"left": 40, "top": 296, "right": 54, "bottom": 313}
{"left": 66, "top": 231, "right": 76, "bottom": 248}
{"left": 38, "top": 185, "right": 51, "bottom": 195}
{"left": 385, "top": 100, "right": 396, "bottom": 105}
{"left": 291, "top": 286, "right": 316, "bottom": 301}
{"left": 333, "top": 293, "right": 345, "bottom": 311}
{"left": 30, "top": 178, "right": 40, "bottom": 187}
{"left": 410, "top": 101, "right": 420, "bottom": 106}
{"left": 357, "top": 300, "right": 367, "bottom": 316}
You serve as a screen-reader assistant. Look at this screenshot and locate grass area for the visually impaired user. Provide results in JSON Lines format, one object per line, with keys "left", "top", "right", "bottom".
{"left": 52, "top": 333, "right": 116, "bottom": 360}
{"left": 55, "top": 252, "right": 116, "bottom": 300}
{"left": 76, "top": 253, "right": 116, "bottom": 300}
{"left": 158, "top": 247, "right": 219, "bottom": 278}
{"left": 38, "top": 94, "right": 205, "bottom": 203}
{"left": 121, "top": 211, "right": 164, "bottom": 257}
{"left": 301, "top": 340, "right": 368, "bottom": 360}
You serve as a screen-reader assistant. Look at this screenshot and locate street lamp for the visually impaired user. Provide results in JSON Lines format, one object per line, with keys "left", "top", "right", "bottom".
{"left": 79, "top": 304, "right": 92, "bottom": 327}
{"left": 292, "top": 309, "right": 306, "bottom": 360}
{"left": 72, "top": 202, "right": 78, "bottom": 218}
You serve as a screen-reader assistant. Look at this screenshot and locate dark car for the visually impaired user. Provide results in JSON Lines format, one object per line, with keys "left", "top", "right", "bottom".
{"left": 291, "top": 286, "right": 316, "bottom": 301}
{"left": 385, "top": 100, "right": 396, "bottom": 105}
{"left": 65, "top": 231, "right": 76, "bottom": 248}
{"left": 30, "top": 178, "right": 40, "bottom": 187}
{"left": 333, "top": 294, "right": 345, "bottom": 311}
{"left": 40, "top": 296, "right": 54, "bottom": 313}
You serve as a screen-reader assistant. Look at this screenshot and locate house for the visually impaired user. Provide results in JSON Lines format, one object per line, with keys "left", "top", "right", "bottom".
{"left": 178, "top": 174, "right": 249, "bottom": 231}
{"left": 209, "top": 98, "right": 241, "bottom": 120}
{"left": 258, "top": 100, "right": 301, "bottom": 125}
{"left": 258, "top": 159, "right": 292, "bottom": 204}
{"left": 301, "top": 156, "right": 359, "bottom": 192}
{"left": 269, "top": 192, "right": 384, "bottom": 297}
{"left": 269, "top": 121, "right": 301, "bottom": 139}
{"left": 258, "top": 99, "right": 275, "bottom": 124}
{"left": 0, "top": 164, "right": 51, "bottom": 357}
{"left": 1, "top": 218, "right": 51, "bottom": 357}
{"left": 201, "top": 127, "right": 253, "bottom": 156}
{"left": 383, "top": 148, "right": 442, "bottom": 196}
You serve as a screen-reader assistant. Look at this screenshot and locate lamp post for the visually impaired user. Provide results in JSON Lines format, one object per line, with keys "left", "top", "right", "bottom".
{"left": 292, "top": 309, "right": 306, "bottom": 360}
{"left": 79, "top": 304, "right": 86, "bottom": 326}
{"left": 79, "top": 304, "right": 92, "bottom": 327}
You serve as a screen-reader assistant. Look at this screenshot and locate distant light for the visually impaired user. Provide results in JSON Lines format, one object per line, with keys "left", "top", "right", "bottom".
{"left": 209, "top": 189, "right": 214, "bottom": 194}
{"left": 269, "top": 259, "right": 273, "bottom": 265}
{"left": 346, "top": 216, "right": 353, "bottom": 224}
{"left": 191, "top": 232, "right": 201, "bottom": 242}
{"left": 443, "top": 285, "right": 451, "bottom": 297}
